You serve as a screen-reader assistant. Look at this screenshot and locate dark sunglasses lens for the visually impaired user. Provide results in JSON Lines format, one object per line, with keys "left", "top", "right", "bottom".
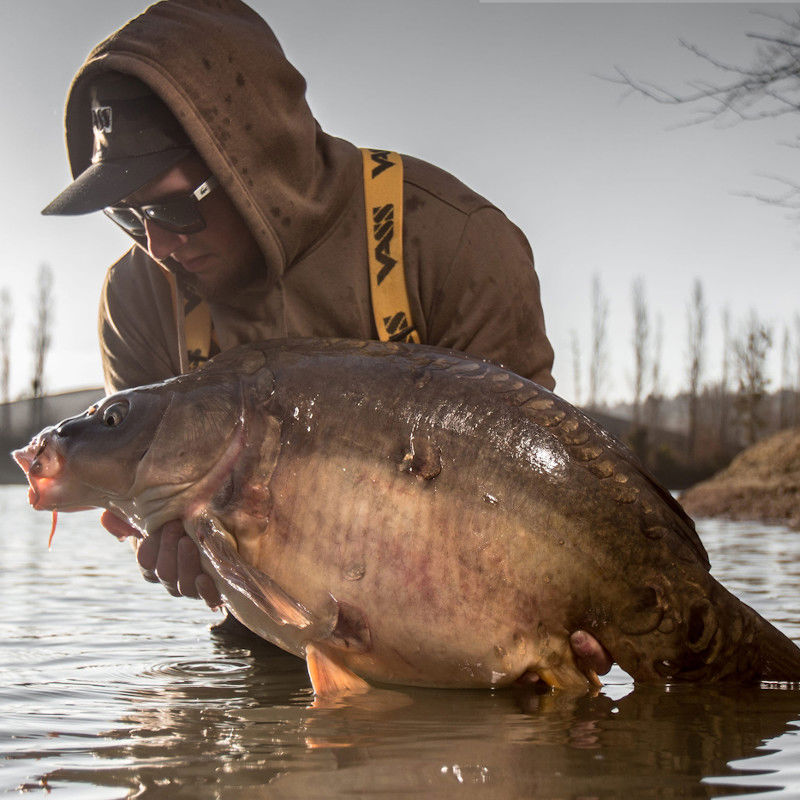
{"left": 103, "top": 207, "right": 145, "bottom": 236}
{"left": 143, "top": 197, "right": 206, "bottom": 234}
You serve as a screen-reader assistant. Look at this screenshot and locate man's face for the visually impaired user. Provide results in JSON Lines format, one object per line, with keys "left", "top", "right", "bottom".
{"left": 122, "top": 155, "right": 263, "bottom": 300}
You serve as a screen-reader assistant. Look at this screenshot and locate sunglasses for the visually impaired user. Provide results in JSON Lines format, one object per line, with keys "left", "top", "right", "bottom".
{"left": 103, "top": 175, "right": 219, "bottom": 237}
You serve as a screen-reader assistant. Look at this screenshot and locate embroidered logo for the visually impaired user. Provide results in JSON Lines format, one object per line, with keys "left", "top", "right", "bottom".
{"left": 92, "top": 106, "right": 113, "bottom": 134}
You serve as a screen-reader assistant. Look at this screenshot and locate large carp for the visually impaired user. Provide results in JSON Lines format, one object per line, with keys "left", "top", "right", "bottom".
{"left": 13, "top": 339, "right": 800, "bottom": 694}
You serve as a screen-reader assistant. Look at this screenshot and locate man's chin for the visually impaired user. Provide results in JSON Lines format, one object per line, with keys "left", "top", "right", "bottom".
{"left": 173, "top": 264, "right": 224, "bottom": 300}
{"left": 170, "top": 257, "right": 264, "bottom": 303}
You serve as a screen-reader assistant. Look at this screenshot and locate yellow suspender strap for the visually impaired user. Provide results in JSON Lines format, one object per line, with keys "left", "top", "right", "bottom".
{"left": 360, "top": 148, "right": 420, "bottom": 343}
{"left": 165, "top": 270, "right": 213, "bottom": 373}
{"left": 167, "top": 148, "right": 419, "bottom": 372}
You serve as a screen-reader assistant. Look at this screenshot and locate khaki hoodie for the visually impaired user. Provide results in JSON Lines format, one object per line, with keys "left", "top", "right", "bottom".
{"left": 60, "top": 0, "right": 555, "bottom": 393}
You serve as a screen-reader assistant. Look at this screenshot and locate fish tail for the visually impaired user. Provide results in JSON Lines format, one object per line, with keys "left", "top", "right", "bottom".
{"left": 750, "top": 610, "right": 800, "bottom": 683}
{"left": 621, "top": 579, "right": 800, "bottom": 685}
{"left": 696, "top": 583, "right": 800, "bottom": 684}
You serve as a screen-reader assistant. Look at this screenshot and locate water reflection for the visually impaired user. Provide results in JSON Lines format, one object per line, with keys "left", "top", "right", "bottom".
{"left": 13, "top": 639, "right": 800, "bottom": 799}
{"left": 2, "top": 489, "right": 800, "bottom": 798}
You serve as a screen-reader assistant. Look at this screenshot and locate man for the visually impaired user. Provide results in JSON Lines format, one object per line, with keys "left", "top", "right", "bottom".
{"left": 43, "top": 0, "right": 610, "bottom": 680}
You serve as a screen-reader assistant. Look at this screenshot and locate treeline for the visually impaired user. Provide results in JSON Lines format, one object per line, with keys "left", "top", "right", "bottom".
{"left": 1, "top": 263, "right": 54, "bottom": 402}
{"left": 573, "top": 274, "right": 798, "bottom": 487}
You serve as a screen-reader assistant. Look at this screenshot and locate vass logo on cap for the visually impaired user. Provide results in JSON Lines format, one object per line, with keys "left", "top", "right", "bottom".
{"left": 41, "top": 73, "right": 193, "bottom": 216}
{"left": 92, "top": 106, "right": 113, "bottom": 134}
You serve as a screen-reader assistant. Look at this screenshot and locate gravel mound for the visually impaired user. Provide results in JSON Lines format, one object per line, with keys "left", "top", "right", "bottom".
{"left": 680, "top": 427, "right": 800, "bottom": 529}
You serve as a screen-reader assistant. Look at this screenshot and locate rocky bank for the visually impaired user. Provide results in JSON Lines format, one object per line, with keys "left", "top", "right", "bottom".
{"left": 680, "top": 427, "right": 800, "bottom": 530}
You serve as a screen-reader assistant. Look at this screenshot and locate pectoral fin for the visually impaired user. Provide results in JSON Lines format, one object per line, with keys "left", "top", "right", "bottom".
{"left": 305, "top": 643, "right": 370, "bottom": 697}
{"left": 192, "top": 514, "right": 313, "bottom": 629}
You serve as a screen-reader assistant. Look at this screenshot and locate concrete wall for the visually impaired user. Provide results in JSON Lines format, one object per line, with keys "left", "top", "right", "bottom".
{"left": 1, "top": 389, "right": 104, "bottom": 484}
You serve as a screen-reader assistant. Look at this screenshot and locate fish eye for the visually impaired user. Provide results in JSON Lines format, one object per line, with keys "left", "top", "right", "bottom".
{"left": 102, "top": 402, "right": 128, "bottom": 428}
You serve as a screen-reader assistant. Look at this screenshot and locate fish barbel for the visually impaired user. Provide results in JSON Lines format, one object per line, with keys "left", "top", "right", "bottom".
{"left": 13, "top": 339, "right": 800, "bottom": 695}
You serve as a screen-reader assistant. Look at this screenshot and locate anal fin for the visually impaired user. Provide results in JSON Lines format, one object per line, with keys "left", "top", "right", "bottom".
{"left": 305, "top": 643, "right": 370, "bottom": 698}
{"left": 538, "top": 664, "right": 601, "bottom": 693}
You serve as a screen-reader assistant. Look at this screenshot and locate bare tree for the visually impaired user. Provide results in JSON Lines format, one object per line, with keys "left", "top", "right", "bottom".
{"left": 588, "top": 273, "right": 609, "bottom": 410}
{"left": 718, "top": 308, "right": 732, "bottom": 451}
{"left": 630, "top": 277, "right": 649, "bottom": 428}
{"left": 613, "top": 11, "right": 800, "bottom": 209}
{"left": 733, "top": 310, "right": 773, "bottom": 445}
{"left": 780, "top": 325, "right": 793, "bottom": 428}
{"left": 645, "top": 312, "right": 664, "bottom": 435}
{"left": 614, "top": 15, "right": 800, "bottom": 121}
{"left": 570, "top": 329, "right": 582, "bottom": 406}
{"left": 685, "top": 279, "right": 706, "bottom": 457}
{"left": 795, "top": 313, "right": 800, "bottom": 426}
{"left": 31, "top": 263, "right": 54, "bottom": 399}
{"left": 0, "top": 287, "right": 11, "bottom": 404}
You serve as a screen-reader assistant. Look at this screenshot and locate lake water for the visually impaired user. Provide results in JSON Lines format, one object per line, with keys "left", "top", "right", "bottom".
{"left": 1, "top": 483, "right": 800, "bottom": 799}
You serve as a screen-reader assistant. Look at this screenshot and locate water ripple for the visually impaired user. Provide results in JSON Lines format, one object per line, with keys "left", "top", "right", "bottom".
{"left": 142, "top": 659, "right": 255, "bottom": 680}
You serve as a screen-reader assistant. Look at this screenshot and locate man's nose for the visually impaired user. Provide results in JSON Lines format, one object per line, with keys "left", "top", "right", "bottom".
{"left": 144, "top": 218, "right": 189, "bottom": 260}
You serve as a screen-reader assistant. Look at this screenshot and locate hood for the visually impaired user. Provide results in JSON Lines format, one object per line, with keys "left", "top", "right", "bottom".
{"left": 62, "top": 0, "right": 361, "bottom": 282}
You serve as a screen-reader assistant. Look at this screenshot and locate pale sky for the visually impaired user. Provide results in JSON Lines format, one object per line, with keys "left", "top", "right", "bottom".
{"left": 1, "top": 1, "right": 799, "bottom": 405}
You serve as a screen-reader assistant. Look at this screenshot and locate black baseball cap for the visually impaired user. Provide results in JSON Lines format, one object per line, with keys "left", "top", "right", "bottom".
{"left": 42, "top": 73, "right": 193, "bottom": 216}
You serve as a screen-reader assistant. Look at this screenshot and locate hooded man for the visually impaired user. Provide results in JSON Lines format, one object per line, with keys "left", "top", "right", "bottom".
{"left": 43, "top": 0, "right": 610, "bottom": 678}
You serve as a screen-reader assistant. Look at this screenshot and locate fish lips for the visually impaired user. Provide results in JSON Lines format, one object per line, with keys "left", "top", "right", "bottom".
{"left": 12, "top": 434, "right": 91, "bottom": 512}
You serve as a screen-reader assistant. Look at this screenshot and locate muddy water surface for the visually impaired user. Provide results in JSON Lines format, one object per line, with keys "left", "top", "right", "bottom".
{"left": 1, "top": 485, "right": 800, "bottom": 798}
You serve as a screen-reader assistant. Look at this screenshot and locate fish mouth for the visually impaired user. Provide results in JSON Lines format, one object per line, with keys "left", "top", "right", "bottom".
{"left": 13, "top": 433, "right": 63, "bottom": 510}
{"left": 12, "top": 432, "right": 89, "bottom": 512}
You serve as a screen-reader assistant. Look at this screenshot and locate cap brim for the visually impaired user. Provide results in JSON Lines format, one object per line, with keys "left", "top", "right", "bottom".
{"left": 41, "top": 147, "right": 192, "bottom": 216}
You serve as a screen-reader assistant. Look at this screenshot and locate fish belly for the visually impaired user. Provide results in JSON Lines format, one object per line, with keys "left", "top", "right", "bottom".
{"left": 229, "top": 435, "right": 591, "bottom": 689}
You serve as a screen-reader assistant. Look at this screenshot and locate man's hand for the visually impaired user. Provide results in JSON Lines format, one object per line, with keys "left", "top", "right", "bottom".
{"left": 570, "top": 630, "right": 613, "bottom": 679}
{"left": 101, "top": 509, "right": 143, "bottom": 541}
{"left": 100, "top": 511, "right": 221, "bottom": 608}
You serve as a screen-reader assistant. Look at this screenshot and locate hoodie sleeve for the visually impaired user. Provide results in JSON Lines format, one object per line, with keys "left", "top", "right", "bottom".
{"left": 98, "top": 249, "right": 182, "bottom": 393}
{"left": 425, "top": 206, "right": 555, "bottom": 390}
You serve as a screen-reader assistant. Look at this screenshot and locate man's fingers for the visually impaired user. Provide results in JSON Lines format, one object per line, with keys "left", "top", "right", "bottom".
{"left": 196, "top": 573, "right": 222, "bottom": 609}
{"left": 154, "top": 520, "right": 184, "bottom": 595}
{"left": 100, "top": 510, "right": 142, "bottom": 540}
{"left": 177, "top": 535, "right": 203, "bottom": 598}
{"left": 136, "top": 530, "right": 161, "bottom": 583}
{"left": 130, "top": 518, "right": 217, "bottom": 604}
{"left": 181, "top": 537, "right": 221, "bottom": 607}
{"left": 570, "top": 630, "right": 613, "bottom": 677}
